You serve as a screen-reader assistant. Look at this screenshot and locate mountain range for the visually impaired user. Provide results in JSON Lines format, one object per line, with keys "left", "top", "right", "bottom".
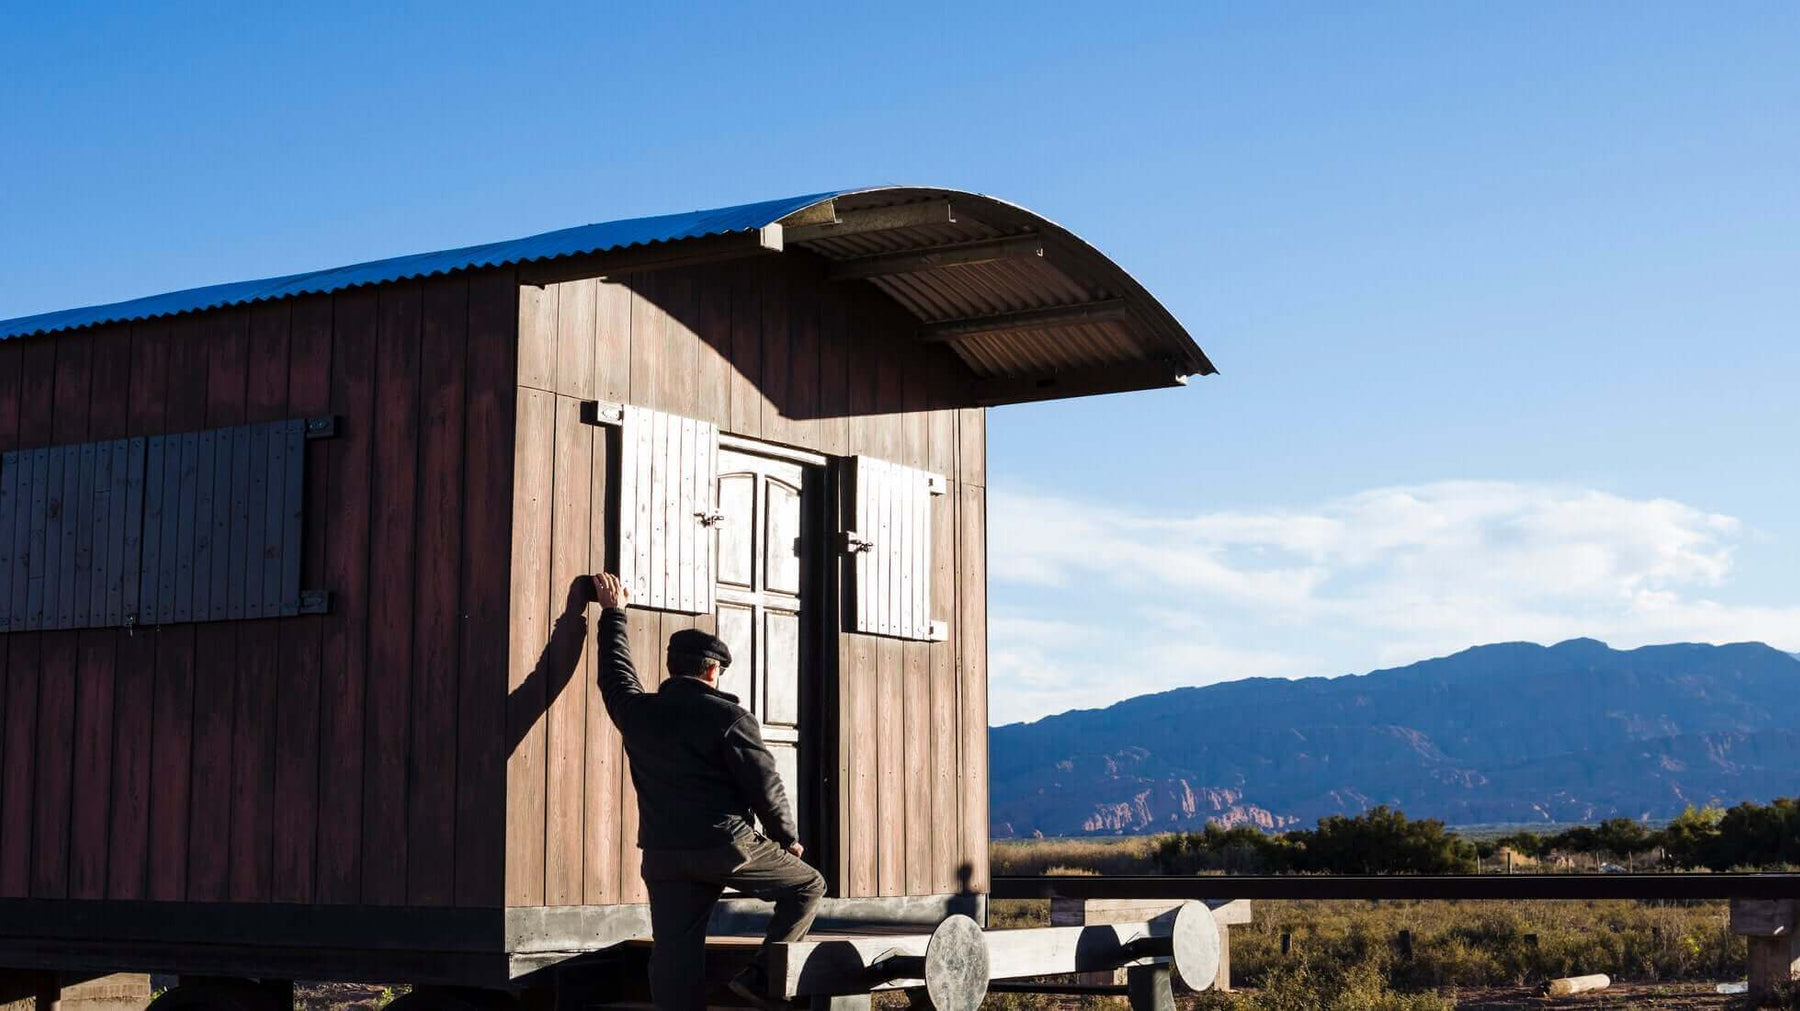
{"left": 988, "top": 639, "right": 1800, "bottom": 837}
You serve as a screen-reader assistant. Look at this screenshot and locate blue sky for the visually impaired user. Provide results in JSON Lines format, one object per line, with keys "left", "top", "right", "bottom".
{"left": 4, "top": 3, "right": 1796, "bottom": 723}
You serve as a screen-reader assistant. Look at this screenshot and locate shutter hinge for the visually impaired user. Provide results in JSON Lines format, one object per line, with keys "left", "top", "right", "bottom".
{"left": 926, "top": 473, "right": 948, "bottom": 496}
{"left": 580, "top": 400, "right": 626, "bottom": 426}
{"left": 835, "top": 530, "right": 874, "bottom": 554}
{"left": 299, "top": 590, "right": 332, "bottom": 615}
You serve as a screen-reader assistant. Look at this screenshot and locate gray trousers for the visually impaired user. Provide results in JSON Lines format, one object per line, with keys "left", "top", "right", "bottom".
{"left": 641, "top": 834, "right": 826, "bottom": 1011}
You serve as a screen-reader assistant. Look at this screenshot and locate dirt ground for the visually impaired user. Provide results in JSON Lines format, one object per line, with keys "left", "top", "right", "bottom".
{"left": 293, "top": 983, "right": 397, "bottom": 1011}
{"left": 966, "top": 981, "right": 1756, "bottom": 1010}
{"left": 1445, "top": 980, "right": 1747, "bottom": 1009}
{"left": 294, "top": 979, "right": 1757, "bottom": 1009}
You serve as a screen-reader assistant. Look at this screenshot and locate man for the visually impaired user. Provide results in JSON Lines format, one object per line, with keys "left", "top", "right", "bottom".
{"left": 591, "top": 572, "right": 825, "bottom": 1011}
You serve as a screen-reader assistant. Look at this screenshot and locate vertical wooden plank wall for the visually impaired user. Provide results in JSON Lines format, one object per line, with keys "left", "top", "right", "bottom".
{"left": 507, "top": 253, "right": 987, "bottom": 907}
{"left": 0, "top": 267, "right": 518, "bottom": 908}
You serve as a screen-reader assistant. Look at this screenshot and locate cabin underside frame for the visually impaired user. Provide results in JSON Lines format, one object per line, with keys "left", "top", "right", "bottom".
{"left": 0, "top": 894, "right": 987, "bottom": 987}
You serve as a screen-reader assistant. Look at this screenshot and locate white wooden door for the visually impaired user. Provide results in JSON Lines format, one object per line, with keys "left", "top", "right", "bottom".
{"left": 712, "top": 448, "right": 807, "bottom": 833}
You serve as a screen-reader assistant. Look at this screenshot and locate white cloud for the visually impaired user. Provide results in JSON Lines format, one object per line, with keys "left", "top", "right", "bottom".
{"left": 985, "top": 481, "right": 1800, "bottom": 724}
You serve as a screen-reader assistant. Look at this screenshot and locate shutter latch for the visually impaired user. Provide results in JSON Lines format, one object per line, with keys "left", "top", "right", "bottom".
{"left": 695, "top": 511, "right": 726, "bottom": 528}
{"left": 836, "top": 530, "right": 874, "bottom": 554}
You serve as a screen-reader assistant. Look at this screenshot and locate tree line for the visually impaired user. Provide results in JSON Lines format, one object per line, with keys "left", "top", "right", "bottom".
{"left": 1150, "top": 797, "right": 1800, "bottom": 875}
{"left": 1487, "top": 797, "right": 1800, "bottom": 871}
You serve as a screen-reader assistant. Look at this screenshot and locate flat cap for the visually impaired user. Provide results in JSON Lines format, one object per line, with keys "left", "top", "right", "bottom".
{"left": 667, "top": 628, "right": 732, "bottom": 668}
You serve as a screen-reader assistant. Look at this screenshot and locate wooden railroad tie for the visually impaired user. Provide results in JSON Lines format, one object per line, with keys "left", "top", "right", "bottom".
{"left": 767, "top": 902, "right": 1223, "bottom": 1011}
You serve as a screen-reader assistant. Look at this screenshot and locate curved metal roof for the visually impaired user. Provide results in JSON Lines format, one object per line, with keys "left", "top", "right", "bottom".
{"left": 0, "top": 187, "right": 1213, "bottom": 395}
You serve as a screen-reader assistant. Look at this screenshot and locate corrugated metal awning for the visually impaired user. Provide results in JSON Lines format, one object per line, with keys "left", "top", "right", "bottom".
{"left": 777, "top": 189, "right": 1215, "bottom": 403}
{"left": 0, "top": 186, "right": 1213, "bottom": 405}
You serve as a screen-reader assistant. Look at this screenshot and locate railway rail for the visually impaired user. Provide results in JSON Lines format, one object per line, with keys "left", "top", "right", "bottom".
{"left": 992, "top": 873, "right": 1800, "bottom": 901}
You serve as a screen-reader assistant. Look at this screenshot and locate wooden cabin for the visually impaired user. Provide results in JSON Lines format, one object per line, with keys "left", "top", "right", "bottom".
{"left": 0, "top": 187, "right": 1213, "bottom": 993}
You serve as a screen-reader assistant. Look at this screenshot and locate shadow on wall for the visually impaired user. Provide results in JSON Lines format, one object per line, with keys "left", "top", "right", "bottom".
{"left": 506, "top": 576, "right": 595, "bottom": 753}
{"left": 547, "top": 253, "right": 977, "bottom": 423}
{"left": 504, "top": 254, "right": 983, "bottom": 753}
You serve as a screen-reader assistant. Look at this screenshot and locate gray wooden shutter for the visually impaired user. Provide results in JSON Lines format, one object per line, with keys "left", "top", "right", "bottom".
{"left": 847, "top": 455, "right": 946, "bottom": 641}
{"left": 0, "top": 417, "right": 320, "bottom": 632}
{"left": 617, "top": 405, "right": 719, "bottom": 615}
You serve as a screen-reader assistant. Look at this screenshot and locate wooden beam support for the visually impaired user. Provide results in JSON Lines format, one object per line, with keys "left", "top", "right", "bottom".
{"left": 1748, "top": 935, "right": 1800, "bottom": 1003}
{"left": 32, "top": 974, "right": 58, "bottom": 1011}
{"left": 969, "top": 361, "right": 1189, "bottom": 407}
{"left": 827, "top": 235, "right": 1042, "bottom": 281}
{"left": 983, "top": 921, "right": 1173, "bottom": 981}
{"left": 517, "top": 227, "right": 784, "bottom": 287}
{"left": 766, "top": 933, "right": 938, "bottom": 996}
{"left": 1732, "top": 900, "right": 1800, "bottom": 1002}
{"left": 919, "top": 299, "right": 1130, "bottom": 344}
{"left": 787, "top": 201, "right": 959, "bottom": 243}
{"left": 1051, "top": 897, "right": 1249, "bottom": 991}
{"left": 1051, "top": 897, "right": 1253, "bottom": 929}
{"left": 1126, "top": 964, "right": 1174, "bottom": 1011}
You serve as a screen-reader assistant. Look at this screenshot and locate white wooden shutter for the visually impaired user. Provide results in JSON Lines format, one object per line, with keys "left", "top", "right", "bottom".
{"left": 847, "top": 455, "right": 946, "bottom": 640}
{"left": 618, "top": 405, "right": 719, "bottom": 614}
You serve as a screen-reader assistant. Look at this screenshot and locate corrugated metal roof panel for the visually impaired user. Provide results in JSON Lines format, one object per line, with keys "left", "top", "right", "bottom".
{"left": 0, "top": 186, "right": 1215, "bottom": 396}
{"left": 797, "top": 190, "right": 1213, "bottom": 381}
{"left": 0, "top": 191, "right": 838, "bottom": 341}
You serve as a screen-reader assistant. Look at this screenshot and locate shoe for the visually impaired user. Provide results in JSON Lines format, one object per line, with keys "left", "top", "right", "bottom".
{"left": 727, "top": 965, "right": 785, "bottom": 1010}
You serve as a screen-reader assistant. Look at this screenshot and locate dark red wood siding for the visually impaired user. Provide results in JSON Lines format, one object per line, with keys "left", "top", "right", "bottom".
{"left": 0, "top": 269, "right": 517, "bottom": 908}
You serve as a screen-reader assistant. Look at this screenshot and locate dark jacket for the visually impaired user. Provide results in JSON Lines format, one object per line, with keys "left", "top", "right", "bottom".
{"left": 596, "top": 606, "right": 800, "bottom": 849}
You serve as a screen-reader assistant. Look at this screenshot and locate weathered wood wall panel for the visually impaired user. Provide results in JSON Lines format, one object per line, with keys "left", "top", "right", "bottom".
{"left": 362, "top": 283, "right": 422, "bottom": 906}
{"left": 271, "top": 292, "right": 332, "bottom": 906}
{"left": 32, "top": 331, "right": 94, "bottom": 900}
{"left": 507, "top": 252, "right": 988, "bottom": 907}
{"left": 582, "top": 393, "right": 622, "bottom": 907}
{"left": 408, "top": 276, "right": 468, "bottom": 907}
{"left": 316, "top": 290, "right": 376, "bottom": 904}
{"left": 0, "top": 268, "right": 519, "bottom": 909}
{"left": 230, "top": 305, "right": 289, "bottom": 907}
{"left": 544, "top": 395, "right": 593, "bottom": 906}
{"left": 956, "top": 481, "right": 989, "bottom": 894}
{"left": 184, "top": 310, "right": 237, "bottom": 905}
{"left": 73, "top": 347, "right": 127, "bottom": 902}
{"left": 503, "top": 387, "right": 553, "bottom": 908}
{"left": 454, "top": 270, "right": 518, "bottom": 909}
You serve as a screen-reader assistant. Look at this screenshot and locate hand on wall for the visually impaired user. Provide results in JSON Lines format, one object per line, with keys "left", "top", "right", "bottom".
{"left": 593, "top": 572, "right": 631, "bottom": 609}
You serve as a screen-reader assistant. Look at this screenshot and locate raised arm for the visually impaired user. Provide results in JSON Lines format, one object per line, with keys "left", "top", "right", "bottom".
{"left": 592, "top": 573, "right": 646, "bottom": 728}
{"left": 721, "top": 713, "right": 800, "bottom": 849}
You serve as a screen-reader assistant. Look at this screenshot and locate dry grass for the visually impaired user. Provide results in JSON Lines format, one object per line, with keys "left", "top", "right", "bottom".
{"left": 1228, "top": 899, "right": 1739, "bottom": 990}
{"left": 987, "top": 839, "right": 1747, "bottom": 1009}
{"left": 992, "top": 836, "right": 1166, "bottom": 877}
{"left": 987, "top": 898, "right": 1739, "bottom": 1009}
